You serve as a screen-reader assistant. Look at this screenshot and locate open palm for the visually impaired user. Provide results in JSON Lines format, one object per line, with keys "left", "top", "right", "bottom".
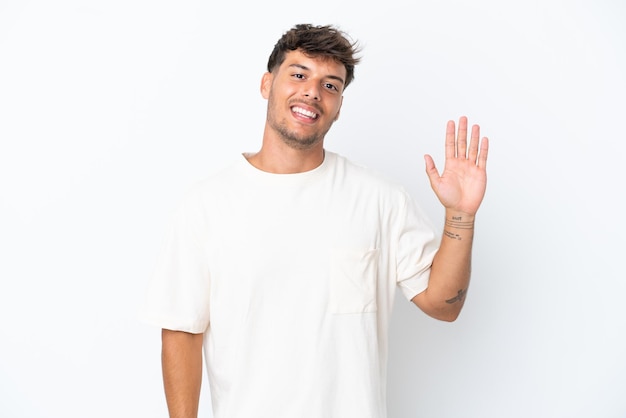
{"left": 424, "top": 116, "right": 489, "bottom": 216}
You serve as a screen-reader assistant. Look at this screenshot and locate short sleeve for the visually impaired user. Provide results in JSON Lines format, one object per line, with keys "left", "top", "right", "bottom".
{"left": 394, "top": 190, "right": 440, "bottom": 301}
{"left": 139, "top": 189, "right": 211, "bottom": 334}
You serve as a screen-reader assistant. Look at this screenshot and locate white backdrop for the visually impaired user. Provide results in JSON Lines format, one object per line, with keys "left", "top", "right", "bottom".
{"left": 1, "top": 0, "right": 625, "bottom": 417}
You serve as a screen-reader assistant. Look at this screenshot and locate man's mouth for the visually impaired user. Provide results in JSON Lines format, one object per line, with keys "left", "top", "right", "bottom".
{"left": 291, "top": 106, "right": 319, "bottom": 120}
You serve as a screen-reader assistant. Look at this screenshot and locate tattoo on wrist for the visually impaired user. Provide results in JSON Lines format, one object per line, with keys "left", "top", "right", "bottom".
{"left": 444, "top": 230, "right": 462, "bottom": 240}
{"left": 444, "top": 216, "right": 473, "bottom": 240}
{"left": 445, "top": 288, "right": 467, "bottom": 304}
{"left": 445, "top": 216, "right": 474, "bottom": 230}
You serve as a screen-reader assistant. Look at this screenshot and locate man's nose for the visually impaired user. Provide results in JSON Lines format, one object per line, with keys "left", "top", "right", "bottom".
{"left": 303, "top": 82, "right": 321, "bottom": 100}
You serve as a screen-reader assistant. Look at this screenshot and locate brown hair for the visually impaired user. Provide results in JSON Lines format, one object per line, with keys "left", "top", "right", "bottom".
{"left": 266, "top": 24, "right": 361, "bottom": 89}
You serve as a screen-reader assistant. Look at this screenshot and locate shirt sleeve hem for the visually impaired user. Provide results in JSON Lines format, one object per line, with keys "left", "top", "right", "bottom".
{"left": 137, "top": 311, "right": 208, "bottom": 334}
{"left": 398, "top": 272, "right": 430, "bottom": 301}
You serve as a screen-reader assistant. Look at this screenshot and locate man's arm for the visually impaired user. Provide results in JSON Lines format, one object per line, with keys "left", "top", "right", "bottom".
{"left": 162, "top": 329, "right": 204, "bottom": 418}
{"left": 412, "top": 209, "right": 475, "bottom": 321}
{"left": 413, "top": 116, "right": 488, "bottom": 321}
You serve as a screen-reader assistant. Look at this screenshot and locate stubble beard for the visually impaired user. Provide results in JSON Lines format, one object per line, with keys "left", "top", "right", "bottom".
{"left": 266, "top": 95, "right": 332, "bottom": 151}
{"left": 271, "top": 118, "right": 324, "bottom": 150}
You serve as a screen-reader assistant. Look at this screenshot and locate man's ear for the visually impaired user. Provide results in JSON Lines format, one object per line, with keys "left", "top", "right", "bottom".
{"left": 260, "top": 72, "right": 272, "bottom": 99}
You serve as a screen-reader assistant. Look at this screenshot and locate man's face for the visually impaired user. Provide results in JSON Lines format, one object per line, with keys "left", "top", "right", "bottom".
{"left": 261, "top": 49, "right": 346, "bottom": 151}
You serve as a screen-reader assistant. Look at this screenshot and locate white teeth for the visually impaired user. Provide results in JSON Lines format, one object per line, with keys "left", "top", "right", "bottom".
{"left": 292, "top": 106, "right": 317, "bottom": 119}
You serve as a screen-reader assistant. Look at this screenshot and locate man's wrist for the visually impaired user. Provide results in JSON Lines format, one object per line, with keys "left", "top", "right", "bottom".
{"left": 443, "top": 211, "right": 475, "bottom": 240}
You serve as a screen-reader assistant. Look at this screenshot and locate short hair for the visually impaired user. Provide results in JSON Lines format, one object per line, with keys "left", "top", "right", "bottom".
{"left": 266, "top": 24, "right": 361, "bottom": 89}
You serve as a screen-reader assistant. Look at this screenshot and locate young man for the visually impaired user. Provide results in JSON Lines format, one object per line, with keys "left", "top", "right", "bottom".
{"left": 141, "top": 23, "right": 488, "bottom": 418}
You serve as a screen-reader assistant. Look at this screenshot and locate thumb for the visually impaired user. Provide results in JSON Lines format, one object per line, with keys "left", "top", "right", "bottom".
{"left": 424, "top": 154, "right": 440, "bottom": 186}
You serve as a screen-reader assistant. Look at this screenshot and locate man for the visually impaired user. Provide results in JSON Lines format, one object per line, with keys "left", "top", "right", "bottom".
{"left": 141, "top": 23, "right": 488, "bottom": 418}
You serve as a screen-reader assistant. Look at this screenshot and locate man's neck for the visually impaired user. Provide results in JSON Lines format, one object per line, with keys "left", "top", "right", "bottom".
{"left": 245, "top": 142, "right": 325, "bottom": 174}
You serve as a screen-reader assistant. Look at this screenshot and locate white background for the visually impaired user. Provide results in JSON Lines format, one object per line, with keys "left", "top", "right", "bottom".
{"left": 1, "top": 0, "right": 625, "bottom": 417}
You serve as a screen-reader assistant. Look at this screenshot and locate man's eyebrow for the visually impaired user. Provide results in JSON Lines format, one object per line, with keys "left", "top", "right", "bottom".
{"left": 288, "top": 63, "right": 345, "bottom": 86}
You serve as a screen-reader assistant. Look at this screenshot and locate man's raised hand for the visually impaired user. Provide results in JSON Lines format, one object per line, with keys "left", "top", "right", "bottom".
{"left": 424, "top": 116, "right": 489, "bottom": 216}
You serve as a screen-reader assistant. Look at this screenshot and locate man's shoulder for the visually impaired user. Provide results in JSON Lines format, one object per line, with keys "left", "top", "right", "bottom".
{"left": 191, "top": 154, "right": 248, "bottom": 189}
{"left": 172, "top": 155, "right": 246, "bottom": 209}
{"left": 328, "top": 151, "right": 406, "bottom": 192}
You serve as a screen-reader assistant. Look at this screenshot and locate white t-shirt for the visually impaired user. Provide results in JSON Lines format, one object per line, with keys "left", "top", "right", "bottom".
{"left": 140, "top": 151, "right": 439, "bottom": 418}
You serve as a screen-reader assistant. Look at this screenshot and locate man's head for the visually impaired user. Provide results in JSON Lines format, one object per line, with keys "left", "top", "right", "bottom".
{"left": 259, "top": 24, "right": 361, "bottom": 153}
{"left": 267, "top": 24, "right": 361, "bottom": 89}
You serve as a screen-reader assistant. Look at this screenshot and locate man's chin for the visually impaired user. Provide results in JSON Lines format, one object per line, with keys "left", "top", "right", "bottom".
{"left": 280, "top": 134, "right": 322, "bottom": 151}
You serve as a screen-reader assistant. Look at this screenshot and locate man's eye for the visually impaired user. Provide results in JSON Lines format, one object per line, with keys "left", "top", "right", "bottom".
{"left": 294, "top": 74, "right": 305, "bottom": 79}
{"left": 324, "top": 83, "right": 338, "bottom": 91}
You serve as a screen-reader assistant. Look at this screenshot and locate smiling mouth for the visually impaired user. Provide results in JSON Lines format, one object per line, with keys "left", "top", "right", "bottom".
{"left": 291, "top": 106, "right": 318, "bottom": 120}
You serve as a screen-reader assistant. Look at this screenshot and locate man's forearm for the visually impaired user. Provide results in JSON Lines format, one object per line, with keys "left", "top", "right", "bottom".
{"left": 413, "top": 210, "right": 475, "bottom": 321}
{"left": 162, "top": 329, "right": 204, "bottom": 418}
